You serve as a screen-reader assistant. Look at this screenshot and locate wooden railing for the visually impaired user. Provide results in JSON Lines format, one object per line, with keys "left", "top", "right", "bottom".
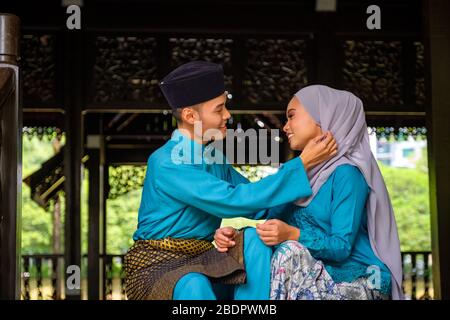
{"left": 21, "top": 251, "right": 433, "bottom": 300}
{"left": 21, "top": 254, "right": 64, "bottom": 300}
{"left": 104, "top": 254, "right": 126, "bottom": 300}
{"left": 401, "top": 251, "right": 433, "bottom": 300}
{"left": 21, "top": 254, "right": 126, "bottom": 300}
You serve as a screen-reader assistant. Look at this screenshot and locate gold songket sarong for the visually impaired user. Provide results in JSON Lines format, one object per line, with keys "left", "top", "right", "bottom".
{"left": 124, "top": 230, "right": 246, "bottom": 300}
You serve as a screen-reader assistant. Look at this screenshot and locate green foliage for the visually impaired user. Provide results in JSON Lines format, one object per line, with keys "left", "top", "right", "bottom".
{"left": 378, "top": 160, "right": 431, "bottom": 251}
{"left": 108, "top": 166, "right": 146, "bottom": 199}
{"left": 21, "top": 187, "right": 53, "bottom": 254}
{"left": 21, "top": 136, "right": 56, "bottom": 254}
{"left": 22, "top": 136, "right": 55, "bottom": 177}
{"left": 106, "top": 188, "right": 141, "bottom": 254}
{"left": 233, "top": 165, "right": 270, "bottom": 182}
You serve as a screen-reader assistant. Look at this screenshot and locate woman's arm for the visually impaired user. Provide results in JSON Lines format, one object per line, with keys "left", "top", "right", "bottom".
{"left": 299, "top": 165, "right": 370, "bottom": 262}
{"left": 256, "top": 219, "right": 300, "bottom": 246}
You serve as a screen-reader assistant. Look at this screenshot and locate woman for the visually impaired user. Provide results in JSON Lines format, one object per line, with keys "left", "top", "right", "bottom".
{"left": 215, "top": 85, "right": 404, "bottom": 300}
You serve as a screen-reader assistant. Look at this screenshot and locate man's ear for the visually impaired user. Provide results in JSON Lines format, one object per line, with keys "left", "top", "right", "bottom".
{"left": 181, "top": 107, "right": 199, "bottom": 125}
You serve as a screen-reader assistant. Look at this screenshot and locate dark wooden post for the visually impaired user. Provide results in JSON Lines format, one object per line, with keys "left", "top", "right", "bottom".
{"left": 63, "top": 28, "right": 83, "bottom": 300}
{"left": 0, "top": 13, "right": 21, "bottom": 300}
{"left": 87, "top": 120, "right": 106, "bottom": 299}
{"left": 314, "top": 10, "right": 337, "bottom": 86}
{"left": 425, "top": 0, "right": 450, "bottom": 300}
{"left": 103, "top": 158, "right": 109, "bottom": 299}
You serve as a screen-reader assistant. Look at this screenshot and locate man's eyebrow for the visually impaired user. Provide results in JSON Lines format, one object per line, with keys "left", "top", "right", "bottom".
{"left": 215, "top": 103, "right": 225, "bottom": 109}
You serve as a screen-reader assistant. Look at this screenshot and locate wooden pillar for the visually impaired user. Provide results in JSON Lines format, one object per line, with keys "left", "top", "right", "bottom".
{"left": 103, "top": 160, "right": 109, "bottom": 298}
{"left": 63, "top": 29, "right": 83, "bottom": 299}
{"left": 314, "top": 11, "right": 337, "bottom": 85}
{"left": 87, "top": 121, "right": 106, "bottom": 300}
{"left": 0, "top": 13, "right": 21, "bottom": 300}
{"left": 425, "top": 0, "right": 450, "bottom": 300}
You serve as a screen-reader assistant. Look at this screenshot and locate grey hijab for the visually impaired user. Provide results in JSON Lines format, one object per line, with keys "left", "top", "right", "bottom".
{"left": 294, "top": 85, "right": 404, "bottom": 300}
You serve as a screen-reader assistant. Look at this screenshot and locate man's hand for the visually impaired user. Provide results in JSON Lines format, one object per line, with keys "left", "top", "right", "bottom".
{"left": 300, "top": 131, "right": 338, "bottom": 171}
{"left": 256, "top": 219, "right": 300, "bottom": 246}
{"left": 214, "top": 226, "right": 236, "bottom": 252}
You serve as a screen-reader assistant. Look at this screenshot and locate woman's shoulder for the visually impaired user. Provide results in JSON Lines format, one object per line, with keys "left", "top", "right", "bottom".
{"left": 333, "top": 163, "right": 361, "bottom": 176}
{"left": 332, "top": 164, "right": 369, "bottom": 190}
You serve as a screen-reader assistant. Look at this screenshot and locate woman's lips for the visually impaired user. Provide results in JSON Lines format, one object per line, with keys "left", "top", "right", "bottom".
{"left": 287, "top": 133, "right": 294, "bottom": 141}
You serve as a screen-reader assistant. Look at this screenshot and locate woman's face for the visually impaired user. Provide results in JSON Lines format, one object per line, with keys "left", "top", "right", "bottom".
{"left": 283, "top": 96, "right": 322, "bottom": 151}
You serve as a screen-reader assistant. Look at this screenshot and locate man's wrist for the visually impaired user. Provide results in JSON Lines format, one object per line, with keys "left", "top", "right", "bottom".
{"left": 299, "top": 155, "right": 311, "bottom": 171}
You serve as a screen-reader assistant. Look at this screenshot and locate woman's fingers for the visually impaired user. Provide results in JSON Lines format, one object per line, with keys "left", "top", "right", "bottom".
{"left": 256, "top": 224, "right": 275, "bottom": 233}
{"left": 256, "top": 223, "right": 276, "bottom": 231}
{"left": 260, "top": 237, "right": 279, "bottom": 246}
{"left": 260, "top": 236, "right": 277, "bottom": 241}
{"left": 216, "top": 246, "right": 229, "bottom": 253}
{"left": 256, "top": 228, "right": 276, "bottom": 237}
{"left": 264, "top": 219, "right": 281, "bottom": 225}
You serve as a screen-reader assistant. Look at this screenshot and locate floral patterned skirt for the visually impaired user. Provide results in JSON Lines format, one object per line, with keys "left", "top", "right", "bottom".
{"left": 270, "top": 241, "right": 390, "bottom": 300}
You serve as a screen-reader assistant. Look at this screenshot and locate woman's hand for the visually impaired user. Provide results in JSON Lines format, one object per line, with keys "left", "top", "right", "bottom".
{"left": 214, "top": 226, "right": 236, "bottom": 252}
{"left": 256, "top": 219, "right": 300, "bottom": 246}
{"left": 300, "top": 131, "right": 337, "bottom": 171}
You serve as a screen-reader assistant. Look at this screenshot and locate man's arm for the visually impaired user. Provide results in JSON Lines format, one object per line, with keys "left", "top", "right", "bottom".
{"left": 156, "top": 157, "right": 312, "bottom": 219}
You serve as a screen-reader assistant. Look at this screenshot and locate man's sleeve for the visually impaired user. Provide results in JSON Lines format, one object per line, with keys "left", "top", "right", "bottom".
{"left": 155, "top": 157, "right": 312, "bottom": 219}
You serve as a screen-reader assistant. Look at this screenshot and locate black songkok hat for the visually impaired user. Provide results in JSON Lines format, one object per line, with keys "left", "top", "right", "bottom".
{"left": 159, "top": 61, "right": 225, "bottom": 110}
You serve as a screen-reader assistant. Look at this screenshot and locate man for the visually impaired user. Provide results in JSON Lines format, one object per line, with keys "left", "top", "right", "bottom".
{"left": 124, "top": 61, "right": 337, "bottom": 300}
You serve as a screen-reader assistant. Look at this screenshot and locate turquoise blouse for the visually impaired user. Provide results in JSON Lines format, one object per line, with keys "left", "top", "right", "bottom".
{"left": 269, "top": 164, "right": 392, "bottom": 295}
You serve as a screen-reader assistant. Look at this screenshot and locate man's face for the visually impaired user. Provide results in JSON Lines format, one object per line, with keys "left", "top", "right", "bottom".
{"left": 196, "top": 93, "right": 231, "bottom": 141}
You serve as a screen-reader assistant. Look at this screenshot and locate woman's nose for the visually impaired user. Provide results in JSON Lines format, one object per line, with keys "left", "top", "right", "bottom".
{"left": 283, "top": 122, "right": 289, "bottom": 133}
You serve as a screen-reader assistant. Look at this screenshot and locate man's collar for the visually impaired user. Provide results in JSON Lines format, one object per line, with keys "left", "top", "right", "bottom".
{"left": 171, "top": 129, "right": 210, "bottom": 162}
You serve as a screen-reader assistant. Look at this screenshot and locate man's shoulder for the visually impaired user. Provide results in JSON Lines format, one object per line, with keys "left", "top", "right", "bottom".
{"left": 147, "top": 139, "right": 176, "bottom": 167}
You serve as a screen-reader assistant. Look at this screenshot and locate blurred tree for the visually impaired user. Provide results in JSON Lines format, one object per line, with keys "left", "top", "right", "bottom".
{"left": 379, "top": 161, "right": 431, "bottom": 251}
{"left": 21, "top": 136, "right": 54, "bottom": 254}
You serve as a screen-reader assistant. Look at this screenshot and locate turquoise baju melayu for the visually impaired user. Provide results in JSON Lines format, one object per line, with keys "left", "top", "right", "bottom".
{"left": 133, "top": 129, "right": 313, "bottom": 299}
{"left": 269, "top": 164, "right": 392, "bottom": 297}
